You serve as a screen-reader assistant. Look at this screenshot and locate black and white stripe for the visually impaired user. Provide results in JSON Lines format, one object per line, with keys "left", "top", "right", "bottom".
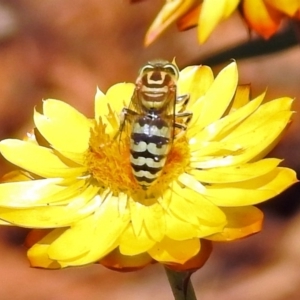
{"left": 130, "top": 116, "right": 172, "bottom": 189}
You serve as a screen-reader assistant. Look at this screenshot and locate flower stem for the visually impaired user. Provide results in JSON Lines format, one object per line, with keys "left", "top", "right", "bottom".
{"left": 164, "top": 267, "right": 197, "bottom": 300}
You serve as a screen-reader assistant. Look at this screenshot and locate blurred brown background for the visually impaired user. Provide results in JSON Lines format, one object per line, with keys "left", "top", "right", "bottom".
{"left": 0, "top": 0, "right": 300, "bottom": 299}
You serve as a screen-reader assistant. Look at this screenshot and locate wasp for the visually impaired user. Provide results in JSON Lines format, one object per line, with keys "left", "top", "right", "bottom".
{"left": 119, "top": 60, "right": 192, "bottom": 189}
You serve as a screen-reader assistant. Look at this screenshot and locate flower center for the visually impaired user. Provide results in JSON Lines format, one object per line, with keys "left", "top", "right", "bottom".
{"left": 85, "top": 118, "right": 190, "bottom": 201}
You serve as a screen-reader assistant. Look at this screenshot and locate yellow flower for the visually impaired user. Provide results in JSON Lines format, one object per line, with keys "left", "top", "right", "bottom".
{"left": 0, "top": 61, "right": 297, "bottom": 271}
{"left": 139, "top": 0, "right": 300, "bottom": 45}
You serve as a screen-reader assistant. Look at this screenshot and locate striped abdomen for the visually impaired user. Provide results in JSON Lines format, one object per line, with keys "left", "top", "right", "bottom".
{"left": 130, "top": 116, "right": 172, "bottom": 189}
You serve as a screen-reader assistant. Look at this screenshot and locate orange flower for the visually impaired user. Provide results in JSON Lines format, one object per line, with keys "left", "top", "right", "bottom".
{"left": 135, "top": 0, "right": 300, "bottom": 45}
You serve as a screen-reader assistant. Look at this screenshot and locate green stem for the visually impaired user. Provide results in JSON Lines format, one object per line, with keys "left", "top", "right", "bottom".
{"left": 164, "top": 266, "right": 197, "bottom": 300}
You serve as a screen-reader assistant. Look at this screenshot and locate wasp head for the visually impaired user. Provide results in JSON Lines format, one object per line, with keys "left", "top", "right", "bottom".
{"left": 135, "top": 60, "right": 179, "bottom": 112}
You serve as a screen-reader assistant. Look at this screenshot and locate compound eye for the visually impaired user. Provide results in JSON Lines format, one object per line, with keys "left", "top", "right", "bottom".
{"left": 140, "top": 65, "right": 154, "bottom": 76}
{"left": 164, "top": 64, "right": 179, "bottom": 79}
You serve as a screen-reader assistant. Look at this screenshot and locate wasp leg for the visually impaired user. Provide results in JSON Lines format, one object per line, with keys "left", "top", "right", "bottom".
{"left": 120, "top": 107, "right": 138, "bottom": 125}
{"left": 174, "top": 122, "right": 188, "bottom": 139}
{"left": 176, "top": 93, "right": 190, "bottom": 105}
{"left": 174, "top": 122, "right": 188, "bottom": 130}
{"left": 175, "top": 93, "right": 192, "bottom": 135}
{"left": 114, "top": 107, "right": 138, "bottom": 141}
{"left": 176, "top": 94, "right": 190, "bottom": 113}
{"left": 174, "top": 111, "right": 193, "bottom": 139}
{"left": 176, "top": 111, "right": 193, "bottom": 127}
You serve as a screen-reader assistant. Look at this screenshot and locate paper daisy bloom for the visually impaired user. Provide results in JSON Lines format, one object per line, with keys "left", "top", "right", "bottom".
{"left": 0, "top": 61, "right": 297, "bottom": 271}
{"left": 138, "top": 0, "right": 300, "bottom": 45}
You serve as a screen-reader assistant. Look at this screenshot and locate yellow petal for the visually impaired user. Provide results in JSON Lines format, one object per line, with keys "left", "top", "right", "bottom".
{"left": 119, "top": 224, "right": 156, "bottom": 255}
{"left": 191, "top": 110, "right": 293, "bottom": 169}
{"left": 94, "top": 87, "right": 107, "bottom": 119}
{"left": 100, "top": 247, "right": 153, "bottom": 271}
{"left": 188, "top": 158, "right": 281, "bottom": 183}
{"left": 144, "top": 0, "right": 198, "bottom": 46}
{"left": 225, "top": 111, "right": 292, "bottom": 163}
{"left": 95, "top": 84, "right": 134, "bottom": 134}
{"left": 178, "top": 65, "right": 214, "bottom": 107}
{"left": 48, "top": 216, "right": 94, "bottom": 261}
{"left": 129, "top": 200, "right": 165, "bottom": 242}
{"left": 28, "top": 244, "right": 57, "bottom": 268}
{"left": 230, "top": 84, "right": 251, "bottom": 111}
{"left": 204, "top": 167, "right": 298, "bottom": 206}
{"left": 198, "top": 0, "right": 239, "bottom": 42}
{"left": 27, "top": 228, "right": 66, "bottom": 268}
{"left": 159, "top": 185, "right": 226, "bottom": 240}
{"left": 106, "top": 83, "right": 135, "bottom": 112}
{"left": 189, "top": 141, "right": 243, "bottom": 161}
{"left": 165, "top": 240, "right": 212, "bottom": 271}
{"left": 188, "top": 91, "right": 265, "bottom": 142}
{"left": 224, "top": 97, "right": 293, "bottom": 140}
{"left": 164, "top": 211, "right": 202, "bottom": 240}
{"left": 0, "top": 219, "right": 12, "bottom": 226}
{"left": 0, "top": 185, "right": 100, "bottom": 227}
{"left": 128, "top": 199, "right": 145, "bottom": 236}
{"left": 169, "top": 181, "right": 227, "bottom": 227}
{"left": 161, "top": 188, "right": 201, "bottom": 227}
{"left": 143, "top": 203, "right": 165, "bottom": 242}
{"left": 38, "top": 179, "right": 90, "bottom": 205}
{"left": 191, "top": 62, "right": 238, "bottom": 130}
{"left": 0, "top": 178, "right": 66, "bottom": 207}
{"left": 48, "top": 194, "right": 130, "bottom": 266}
{"left": 177, "top": 172, "right": 206, "bottom": 193}
{"left": 148, "top": 237, "right": 200, "bottom": 264}
{"left": 0, "top": 170, "right": 32, "bottom": 182}
{"left": 0, "top": 139, "right": 86, "bottom": 178}
{"left": 34, "top": 100, "right": 92, "bottom": 160}
{"left": 95, "top": 84, "right": 134, "bottom": 121}
{"left": 184, "top": 96, "right": 206, "bottom": 131}
{"left": 207, "top": 206, "right": 263, "bottom": 241}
